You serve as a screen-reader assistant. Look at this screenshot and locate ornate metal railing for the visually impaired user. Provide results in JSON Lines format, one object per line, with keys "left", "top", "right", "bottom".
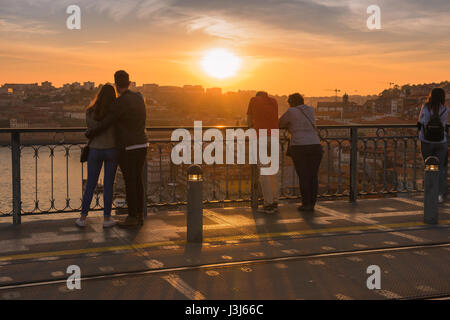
{"left": 0, "top": 125, "right": 446, "bottom": 224}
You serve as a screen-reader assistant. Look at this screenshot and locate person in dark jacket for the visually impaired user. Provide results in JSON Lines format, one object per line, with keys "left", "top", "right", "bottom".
{"left": 86, "top": 70, "right": 147, "bottom": 227}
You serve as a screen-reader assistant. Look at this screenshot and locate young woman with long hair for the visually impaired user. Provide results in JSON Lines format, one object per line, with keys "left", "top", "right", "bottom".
{"left": 76, "top": 84, "right": 118, "bottom": 227}
{"left": 418, "top": 87, "right": 448, "bottom": 203}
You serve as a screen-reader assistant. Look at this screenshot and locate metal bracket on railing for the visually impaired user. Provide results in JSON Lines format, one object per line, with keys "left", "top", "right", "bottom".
{"left": 376, "top": 128, "right": 386, "bottom": 138}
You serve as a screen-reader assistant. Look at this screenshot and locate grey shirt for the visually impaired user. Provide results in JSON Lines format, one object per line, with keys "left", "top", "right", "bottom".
{"left": 86, "top": 111, "right": 115, "bottom": 149}
{"left": 279, "top": 104, "right": 320, "bottom": 146}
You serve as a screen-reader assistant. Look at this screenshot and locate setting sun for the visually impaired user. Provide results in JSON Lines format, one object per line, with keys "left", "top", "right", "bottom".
{"left": 201, "top": 48, "right": 242, "bottom": 79}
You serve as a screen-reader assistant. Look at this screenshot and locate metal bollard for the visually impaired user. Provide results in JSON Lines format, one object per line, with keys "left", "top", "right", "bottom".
{"left": 424, "top": 156, "right": 439, "bottom": 224}
{"left": 187, "top": 165, "right": 203, "bottom": 243}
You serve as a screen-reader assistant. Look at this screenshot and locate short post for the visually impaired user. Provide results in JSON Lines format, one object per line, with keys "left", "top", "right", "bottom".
{"left": 11, "top": 132, "right": 22, "bottom": 225}
{"left": 187, "top": 165, "right": 203, "bottom": 243}
{"left": 424, "top": 156, "right": 439, "bottom": 224}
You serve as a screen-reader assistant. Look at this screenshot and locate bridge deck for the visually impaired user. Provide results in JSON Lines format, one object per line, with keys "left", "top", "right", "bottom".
{"left": 0, "top": 195, "right": 449, "bottom": 300}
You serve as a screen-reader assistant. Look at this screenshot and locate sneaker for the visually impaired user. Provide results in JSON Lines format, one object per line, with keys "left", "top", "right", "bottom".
{"left": 263, "top": 204, "right": 277, "bottom": 214}
{"left": 438, "top": 194, "right": 444, "bottom": 204}
{"left": 75, "top": 217, "right": 87, "bottom": 227}
{"left": 256, "top": 206, "right": 267, "bottom": 213}
{"left": 272, "top": 202, "right": 279, "bottom": 213}
{"left": 103, "top": 218, "right": 116, "bottom": 228}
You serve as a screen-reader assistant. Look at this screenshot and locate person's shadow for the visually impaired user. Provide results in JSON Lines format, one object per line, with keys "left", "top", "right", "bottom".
{"left": 298, "top": 209, "right": 317, "bottom": 227}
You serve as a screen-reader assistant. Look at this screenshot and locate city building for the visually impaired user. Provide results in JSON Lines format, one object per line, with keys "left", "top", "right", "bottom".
{"left": 183, "top": 85, "right": 204, "bottom": 95}
{"left": 206, "top": 87, "right": 222, "bottom": 96}
{"left": 142, "top": 84, "right": 159, "bottom": 94}
{"left": 317, "top": 94, "right": 360, "bottom": 112}
{"left": 41, "top": 81, "right": 54, "bottom": 90}
{"left": 83, "top": 81, "right": 95, "bottom": 90}
{"left": 9, "top": 118, "right": 29, "bottom": 128}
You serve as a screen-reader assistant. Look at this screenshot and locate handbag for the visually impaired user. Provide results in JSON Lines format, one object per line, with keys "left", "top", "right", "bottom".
{"left": 80, "top": 140, "right": 91, "bottom": 163}
{"left": 286, "top": 139, "right": 292, "bottom": 157}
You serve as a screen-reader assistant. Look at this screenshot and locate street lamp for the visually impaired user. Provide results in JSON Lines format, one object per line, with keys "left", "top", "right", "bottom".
{"left": 424, "top": 156, "right": 439, "bottom": 224}
{"left": 187, "top": 165, "right": 203, "bottom": 242}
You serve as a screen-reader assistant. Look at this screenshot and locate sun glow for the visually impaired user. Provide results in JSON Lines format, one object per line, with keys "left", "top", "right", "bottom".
{"left": 201, "top": 48, "right": 242, "bottom": 79}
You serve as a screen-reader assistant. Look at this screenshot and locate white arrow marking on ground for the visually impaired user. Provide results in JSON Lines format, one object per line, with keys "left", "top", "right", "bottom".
{"left": 162, "top": 274, "right": 206, "bottom": 300}
{"left": 314, "top": 205, "right": 426, "bottom": 242}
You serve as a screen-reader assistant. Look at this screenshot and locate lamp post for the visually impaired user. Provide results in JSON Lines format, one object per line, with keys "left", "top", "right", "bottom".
{"left": 187, "top": 165, "right": 203, "bottom": 242}
{"left": 424, "top": 156, "right": 439, "bottom": 224}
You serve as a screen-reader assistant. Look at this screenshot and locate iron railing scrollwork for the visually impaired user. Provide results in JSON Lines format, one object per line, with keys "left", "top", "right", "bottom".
{"left": 0, "top": 125, "right": 446, "bottom": 224}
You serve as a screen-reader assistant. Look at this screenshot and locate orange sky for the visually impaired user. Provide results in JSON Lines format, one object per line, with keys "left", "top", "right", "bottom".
{"left": 1, "top": 0, "right": 449, "bottom": 96}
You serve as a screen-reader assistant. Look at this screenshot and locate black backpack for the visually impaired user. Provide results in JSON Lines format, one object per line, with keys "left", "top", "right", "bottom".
{"left": 424, "top": 108, "right": 446, "bottom": 142}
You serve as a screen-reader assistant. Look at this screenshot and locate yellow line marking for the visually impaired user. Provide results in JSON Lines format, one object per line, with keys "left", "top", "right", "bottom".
{"left": 0, "top": 220, "right": 449, "bottom": 262}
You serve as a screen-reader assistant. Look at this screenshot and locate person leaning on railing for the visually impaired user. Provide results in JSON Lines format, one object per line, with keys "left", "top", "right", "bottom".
{"left": 247, "top": 91, "right": 280, "bottom": 214}
{"left": 279, "top": 93, "right": 323, "bottom": 212}
{"left": 417, "top": 87, "right": 449, "bottom": 204}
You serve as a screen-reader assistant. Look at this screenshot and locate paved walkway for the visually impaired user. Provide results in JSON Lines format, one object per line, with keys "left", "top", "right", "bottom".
{"left": 0, "top": 195, "right": 449, "bottom": 299}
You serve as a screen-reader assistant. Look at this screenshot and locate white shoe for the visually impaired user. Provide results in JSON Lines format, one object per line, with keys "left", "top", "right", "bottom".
{"left": 438, "top": 194, "right": 444, "bottom": 204}
{"left": 75, "top": 217, "right": 87, "bottom": 227}
{"left": 103, "top": 219, "right": 116, "bottom": 228}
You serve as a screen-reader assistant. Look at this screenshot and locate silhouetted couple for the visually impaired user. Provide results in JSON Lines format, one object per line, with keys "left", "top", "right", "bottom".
{"left": 76, "top": 70, "right": 147, "bottom": 228}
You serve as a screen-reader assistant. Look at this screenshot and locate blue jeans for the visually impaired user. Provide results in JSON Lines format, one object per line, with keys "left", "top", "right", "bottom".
{"left": 81, "top": 148, "right": 118, "bottom": 217}
{"left": 421, "top": 141, "right": 448, "bottom": 196}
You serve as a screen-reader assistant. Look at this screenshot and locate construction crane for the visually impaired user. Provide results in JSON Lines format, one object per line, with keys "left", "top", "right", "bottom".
{"left": 325, "top": 88, "right": 341, "bottom": 102}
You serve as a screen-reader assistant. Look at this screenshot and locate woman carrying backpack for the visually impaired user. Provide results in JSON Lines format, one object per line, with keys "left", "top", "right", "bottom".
{"left": 418, "top": 88, "right": 448, "bottom": 203}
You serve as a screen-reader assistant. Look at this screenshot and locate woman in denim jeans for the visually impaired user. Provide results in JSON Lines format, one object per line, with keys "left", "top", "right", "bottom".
{"left": 76, "top": 84, "right": 118, "bottom": 228}
{"left": 418, "top": 88, "right": 448, "bottom": 204}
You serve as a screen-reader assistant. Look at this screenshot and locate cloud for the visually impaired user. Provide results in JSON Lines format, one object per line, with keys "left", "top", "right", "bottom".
{"left": 0, "top": 16, "right": 59, "bottom": 34}
{"left": 169, "top": 0, "right": 450, "bottom": 61}
{"left": 2, "top": 0, "right": 449, "bottom": 40}
{"left": 136, "top": 0, "right": 176, "bottom": 19}
{"left": 87, "top": 40, "right": 110, "bottom": 44}
{"left": 0, "top": 0, "right": 449, "bottom": 60}
{"left": 84, "top": 0, "right": 142, "bottom": 22}
{"left": 187, "top": 16, "right": 252, "bottom": 40}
